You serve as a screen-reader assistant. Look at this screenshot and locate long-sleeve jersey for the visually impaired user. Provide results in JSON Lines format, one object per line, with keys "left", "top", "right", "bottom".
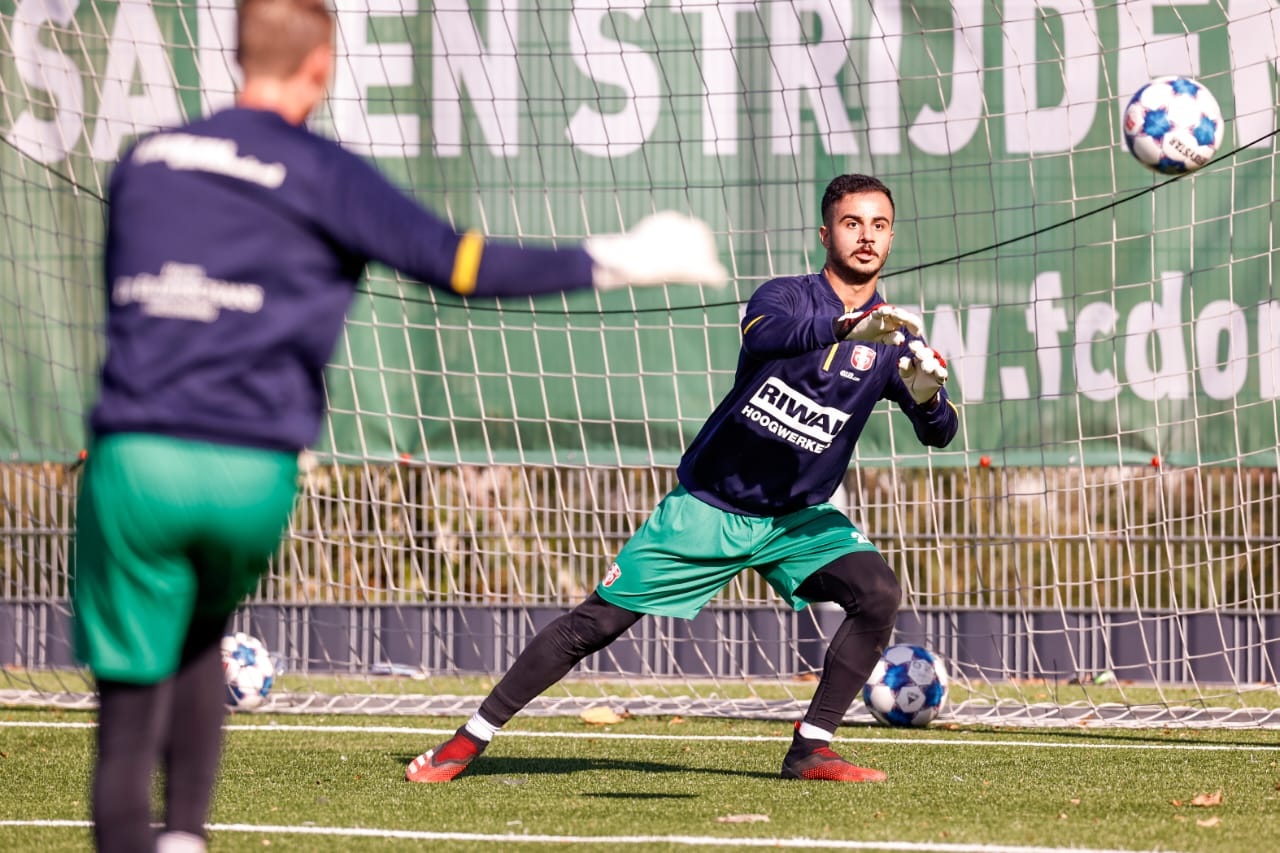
{"left": 676, "top": 273, "right": 958, "bottom": 517}
{"left": 92, "top": 107, "right": 595, "bottom": 453}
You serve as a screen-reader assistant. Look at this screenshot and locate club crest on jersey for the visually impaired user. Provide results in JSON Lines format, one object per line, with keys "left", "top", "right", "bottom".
{"left": 739, "top": 376, "right": 847, "bottom": 453}
{"left": 850, "top": 345, "right": 876, "bottom": 371}
{"left": 602, "top": 562, "right": 622, "bottom": 587}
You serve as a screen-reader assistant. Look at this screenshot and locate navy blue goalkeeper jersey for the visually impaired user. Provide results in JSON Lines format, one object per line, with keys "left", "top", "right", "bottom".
{"left": 92, "top": 107, "right": 595, "bottom": 452}
{"left": 676, "top": 273, "right": 958, "bottom": 517}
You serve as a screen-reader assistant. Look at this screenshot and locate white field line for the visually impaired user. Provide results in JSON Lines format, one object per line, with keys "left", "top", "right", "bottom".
{"left": 3, "top": 719, "right": 1280, "bottom": 752}
{"left": 0, "top": 820, "right": 1190, "bottom": 853}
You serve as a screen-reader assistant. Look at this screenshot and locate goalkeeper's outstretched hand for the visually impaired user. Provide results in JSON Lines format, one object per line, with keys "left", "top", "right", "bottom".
{"left": 834, "top": 305, "right": 923, "bottom": 345}
{"left": 898, "top": 339, "right": 948, "bottom": 405}
{"left": 587, "top": 212, "right": 730, "bottom": 290}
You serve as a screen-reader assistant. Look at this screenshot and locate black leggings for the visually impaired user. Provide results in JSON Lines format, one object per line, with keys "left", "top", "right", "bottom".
{"left": 479, "top": 591, "right": 642, "bottom": 725}
{"left": 92, "top": 617, "right": 228, "bottom": 853}
{"left": 478, "top": 550, "right": 900, "bottom": 732}
{"left": 793, "top": 550, "right": 901, "bottom": 731}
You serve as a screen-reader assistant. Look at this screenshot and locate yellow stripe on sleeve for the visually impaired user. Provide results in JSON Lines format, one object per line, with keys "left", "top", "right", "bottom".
{"left": 451, "top": 230, "right": 484, "bottom": 295}
{"left": 821, "top": 345, "right": 839, "bottom": 371}
{"left": 742, "top": 315, "right": 766, "bottom": 335}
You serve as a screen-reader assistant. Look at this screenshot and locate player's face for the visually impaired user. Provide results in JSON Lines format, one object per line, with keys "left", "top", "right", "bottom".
{"left": 820, "top": 191, "right": 895, "bottom": 285}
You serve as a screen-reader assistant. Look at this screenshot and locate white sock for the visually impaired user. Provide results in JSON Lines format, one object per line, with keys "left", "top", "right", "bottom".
{"left": 156, "top": 831, "right": 207, "bottom": 853}
{"left": 797, "top": 722, "right": 834, "bottom": 743}
{"left": 464, "top": 712, "right": 500, "bottom": 743}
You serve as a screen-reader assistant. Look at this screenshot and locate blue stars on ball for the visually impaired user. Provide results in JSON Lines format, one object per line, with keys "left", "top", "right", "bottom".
{"left": 1142, "top": 107, "right": 1173, "bottom": 140}
{"left": 882, "top": 662, "right": 911, "bottom": 690}
{"left": 1192, "top": 114, "right": 1218, "bottom": 146}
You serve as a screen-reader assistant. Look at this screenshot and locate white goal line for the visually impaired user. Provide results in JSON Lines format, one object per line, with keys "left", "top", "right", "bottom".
{"left": 0, "top": 820, "right": 1190, "bottom": 853}
{"left": 3, "top": 719, "right": 1278, "bottom": 752}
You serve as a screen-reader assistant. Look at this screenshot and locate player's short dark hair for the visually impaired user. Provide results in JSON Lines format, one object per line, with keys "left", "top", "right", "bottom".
{"left": 821, "top": 174, "right": 895, "bottom": 226}
{"left": 237, "top": 0, "right": 334, "bottom": 80}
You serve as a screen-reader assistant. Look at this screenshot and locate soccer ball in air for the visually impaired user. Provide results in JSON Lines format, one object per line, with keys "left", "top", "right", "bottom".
{"left": 862, "top": 644, "right": 949, "bottom": 727}
{"left": 1122, "top": 75, "right": 1223, "bottom": 174}
{"left": 221, "top": 632, "right": 275, "bottom": 711}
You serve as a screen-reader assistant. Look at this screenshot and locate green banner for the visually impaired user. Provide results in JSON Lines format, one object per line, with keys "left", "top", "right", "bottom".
{"left": 3, "top": 1, "right": 1279, "bottom": 466}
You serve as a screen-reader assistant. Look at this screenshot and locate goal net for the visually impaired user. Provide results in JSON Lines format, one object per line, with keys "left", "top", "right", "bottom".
{"left": 3, "top": 0, "right": 1280, "bottom": 728}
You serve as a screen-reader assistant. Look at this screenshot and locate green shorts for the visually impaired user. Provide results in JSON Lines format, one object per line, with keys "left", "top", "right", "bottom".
{"left": 595, "top": 485, "right": 879, "bottom": 619}
{"left": 72, "top": 433, "right": 298, "bottom": 684}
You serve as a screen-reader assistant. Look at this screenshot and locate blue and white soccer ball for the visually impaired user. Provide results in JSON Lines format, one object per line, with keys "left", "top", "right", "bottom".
{"left": 862, "top": 644, "right": 949, "bottom": 727}
{"left": 221, "top": 632, "right": 275, "bottom": 711}
{"left": 1122, "top": 75, "right": 1224, "bottom": 174}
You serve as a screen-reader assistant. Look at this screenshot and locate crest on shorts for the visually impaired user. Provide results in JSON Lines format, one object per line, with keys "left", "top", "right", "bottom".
{"left": 850, "top": 345, "right": 876, "bottom": 371}
{"left": 602, "top": 562, "right": 622, "bottom": 587}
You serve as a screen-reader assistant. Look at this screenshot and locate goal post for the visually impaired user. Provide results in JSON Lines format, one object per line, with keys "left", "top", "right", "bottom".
{"left": 3, "top": 0, "right": 1280, "bottom": 727}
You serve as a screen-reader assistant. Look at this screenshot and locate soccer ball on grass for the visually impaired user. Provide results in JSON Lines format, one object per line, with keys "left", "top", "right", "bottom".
{"left": 221, "top": 632, "right": 275, "bottom": 711}
{"left": 862, "top": 643, "right": 949, "bottom": 727}
{"left": 1122, "top": 75, "right": 1223, "bottom": 174}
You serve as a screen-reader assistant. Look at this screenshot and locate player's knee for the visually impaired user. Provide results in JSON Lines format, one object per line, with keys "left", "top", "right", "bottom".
{"left": 858, "top": 560, "right": 902, "bottom": 626}
{"left": 821, "top": 551, "right": 901, "bottom": 623}
{"left": 564, "top": 593, "right": 640, "bottom": 655}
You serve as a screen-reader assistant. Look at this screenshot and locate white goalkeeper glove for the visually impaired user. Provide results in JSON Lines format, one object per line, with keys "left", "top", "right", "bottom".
{"left": 834, "top": 304, "right": 924, "bottom": 346}
{"left": 586, "top": 212, "right": 730, "bottom": 291}
{"left": 898, "top": 339, "right": 949, "bottom": 406}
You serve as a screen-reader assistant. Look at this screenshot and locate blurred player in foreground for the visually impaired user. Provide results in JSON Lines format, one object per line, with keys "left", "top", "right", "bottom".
{"left": 71, "top": 0, "right": 726, "bottom": 849}
{"left": 407, "top": 174, "right": 957, "bottom": 785}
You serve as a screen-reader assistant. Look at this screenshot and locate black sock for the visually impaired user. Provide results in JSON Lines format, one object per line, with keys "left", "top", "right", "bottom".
{"left": 454, "top": 725, "right": 489, "bottom": 754}
{"left": 93, "top": 678, "right": 174, "bottom": 853}
{"left": 785, "top": 724, "right": 829, "bottom": 759}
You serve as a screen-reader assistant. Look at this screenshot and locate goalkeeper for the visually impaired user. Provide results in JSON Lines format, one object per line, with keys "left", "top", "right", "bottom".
{"left": 71, "top": 0, "right": 726, "bottom": 850}
{"left": 407, "top": 173, "right": 957, "bottom": 785}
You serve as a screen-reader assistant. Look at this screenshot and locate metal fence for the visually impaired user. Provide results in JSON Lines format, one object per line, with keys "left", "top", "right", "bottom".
{"left": 4, "top": 461, "right": 1280, "bottom": 610}
{"left": 4, "top": 461, "right": 1280, "bottom": 686}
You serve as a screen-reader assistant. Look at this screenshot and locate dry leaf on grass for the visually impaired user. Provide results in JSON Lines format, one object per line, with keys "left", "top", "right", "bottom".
{"left": 1190, "top": 790, "right": 1223, "bottom": 807}
{"left": 1171, "top": 790, "right": 1223, "bottom": 809}
{"left": 579, "top": 706, "right": 625, "bottom": 725}
{"left": 716, "top": 814, "right": 770, "bottom": 824}
{"left": 1196, "top": 816, "right": 1221, "bottom": 828}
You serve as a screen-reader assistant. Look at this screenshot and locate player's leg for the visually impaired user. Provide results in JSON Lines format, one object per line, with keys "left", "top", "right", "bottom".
{"left": 407, "top": 485, "right": 751, "bottom": 783}
{"left": 754, "top": 506, "right": 899, "bottom": 781}
{"left": 157, "top": 613, "right": 230, "bottom": 850}
{"left": 73, "top": 435, "right": 209, "bottom": 850}
{"left": 794, "top": 549, "right": 900, "bottom": 733}
{"left": 406, "top": 592, "right": 643, "bottom": 782}
{"left": 480, "top": 592, "right": 644, "bottom": 725}
{"left": 781, "top": 550, "right": 899, "bottom": 781}
{"left": 156, "top": 441, "right": 298, "bottom": 846}
{"left": 92, "top": 677, "right": 175, "bottom": 853}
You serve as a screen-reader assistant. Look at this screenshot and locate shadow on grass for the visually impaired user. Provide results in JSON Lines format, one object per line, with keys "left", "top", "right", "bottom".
{"left": 393, "top": 753, "right": 779, "bottom": 781}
